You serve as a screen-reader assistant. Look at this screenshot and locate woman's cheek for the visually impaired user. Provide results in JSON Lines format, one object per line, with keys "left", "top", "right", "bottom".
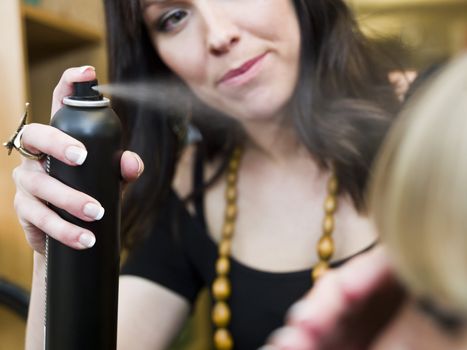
{"left": 156, "top": 38, "right": 207, "bottom": 85}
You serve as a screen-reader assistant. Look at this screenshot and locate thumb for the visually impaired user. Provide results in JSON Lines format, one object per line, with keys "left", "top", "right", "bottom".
{"left": 121, "top": 151, "right": 144, "bottom": 183}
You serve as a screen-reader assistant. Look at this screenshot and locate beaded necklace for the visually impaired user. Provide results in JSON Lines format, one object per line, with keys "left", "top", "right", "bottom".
{"left": 211, "top": 147, "right": 339, "bottom": 350}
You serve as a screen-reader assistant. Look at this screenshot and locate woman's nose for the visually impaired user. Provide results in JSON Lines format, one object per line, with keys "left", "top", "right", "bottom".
{"left": 201, "top": 4, "right": 240, "bottom": 55}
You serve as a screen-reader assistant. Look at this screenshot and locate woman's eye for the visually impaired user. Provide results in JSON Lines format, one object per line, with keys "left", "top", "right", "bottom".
{"left": 157, "top": 9, "right": 189, "bottom": 33}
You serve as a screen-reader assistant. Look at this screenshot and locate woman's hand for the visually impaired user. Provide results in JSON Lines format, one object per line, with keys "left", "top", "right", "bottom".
{"left": 263, "top": 248, "right": 405, "bottom": 350}
{"left": 12, "top": 66, "right": 144, "bottom": 254}
{"left": 389, "top": 70, "right": 417, "bottom": 101}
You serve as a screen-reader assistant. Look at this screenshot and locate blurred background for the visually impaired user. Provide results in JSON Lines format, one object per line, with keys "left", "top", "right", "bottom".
{"left": 0, "top": 0, "right": 466, "bottom": 349}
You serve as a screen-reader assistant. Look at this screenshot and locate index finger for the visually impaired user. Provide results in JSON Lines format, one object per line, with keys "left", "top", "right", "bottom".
{"left": 21, "top": 123, "right": 87, "bottom": 166}
{"left": 51, "top": 66, "right": 96, "bottom": 117}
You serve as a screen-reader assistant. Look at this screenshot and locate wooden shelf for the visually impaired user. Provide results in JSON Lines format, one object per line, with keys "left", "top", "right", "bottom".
{"left": 21, "top": 4, "right": 103, "bottom": 64}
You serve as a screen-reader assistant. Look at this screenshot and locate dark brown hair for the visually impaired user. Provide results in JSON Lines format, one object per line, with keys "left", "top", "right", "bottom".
{"left": 103, "top": 0, "right": 400, "bottom": 248}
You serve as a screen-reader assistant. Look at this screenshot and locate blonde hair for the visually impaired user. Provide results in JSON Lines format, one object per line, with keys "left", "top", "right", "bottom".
{"left": 369, "top": 53, "right": 467, "bottom": 313}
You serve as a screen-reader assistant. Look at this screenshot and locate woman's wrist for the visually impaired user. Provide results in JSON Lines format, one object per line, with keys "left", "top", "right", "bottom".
{"left": 33, "top": 251, "right": 46, "bottom": 278}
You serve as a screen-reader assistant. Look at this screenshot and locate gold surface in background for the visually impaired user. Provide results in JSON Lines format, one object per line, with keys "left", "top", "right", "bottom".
{"left": 350, "top": 0, "right": 467, "bottom": 69}
{"left": 0, "top": 1, "right": 31, "bottom": 349}
{"left": 0, "top": 309, "right": 26, "bottom": 350}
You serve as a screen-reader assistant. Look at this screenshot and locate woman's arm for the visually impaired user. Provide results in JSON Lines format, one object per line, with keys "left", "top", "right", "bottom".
{"left": 13, "top": 66, "right": 145, "bottom": 349}
{"left": 25, "top": 253, "right": 190, "bottom": 350}
{"left": 25, "top": 253, "right": 46, "bottom": 350}
{"left": 118, "top": 277, "right": 190, "bottom": 350}
{"left": 18, "top": 66, "right": 203, "bottom": 349}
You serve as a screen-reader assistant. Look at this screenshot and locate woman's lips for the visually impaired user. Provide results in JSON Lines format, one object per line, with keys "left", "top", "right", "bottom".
{"left": 218, "top": 52, "right": 268, "bottom": 86}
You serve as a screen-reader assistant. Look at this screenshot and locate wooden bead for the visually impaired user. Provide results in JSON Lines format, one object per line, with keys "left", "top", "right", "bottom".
{"left": 212, "top": 277, "right": 231, "bottom": 300}
{"left": 318, "top": 236, "right": 334, "bottom": 261}
{"left": 328, "top": 176, "right": 338, "bottom": 195}
{"left": 324, "top": 195, "right": 337, "bottom": 214}
{"left": 222, "top": 222, "right": 235, "bottom": 238}
{"left": 232, "top": 147, "right": 242, "bottom": 159}
{"left": 212, "top": 148, "right": 241, "bottom": 350}
{"left": 312, "top": 261, "right": 330, "bottom": 282}
{"left": 212, "top": 301, "right": 231, "bottom": 327}
{"left": 214, "top": 328, "right": 233, "bottom": 350}
{"left": 219, "top": 240, "right": 232, "bottom": 256}
{"left": 323, "top": 214, "right": 334, "bottom": 235}
{"left": 229, "top": 159, "right": 239, "bottom": 172}
{"left": 225, "top": 186, "right": 237, "bottom": 203}
{"left": 216, "top": 257, "right": 231, "bottom": 275}
{"left": 225, "top": 204, "right": 237, "bottom": 221}
{"left": 226, "top": 172, "right": 237, "bottom": 185}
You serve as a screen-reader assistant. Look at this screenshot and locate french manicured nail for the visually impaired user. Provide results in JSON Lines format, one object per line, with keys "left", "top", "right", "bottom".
{"left": 83, "top": 203, "right": 105, "bottom": 220}
{"left": 257, "top": 346, "right": 279, "bottom": 350}
{"left": 79, "top": 233, "right": 96, "bottom": 248}
{"left": 287, "top": 299, "right": 314, "bottom": 322}
{"left": 134, "top": 153, "right": 144, "bottom": 176}
{"left": 79, "top": 65, "right": 95, "bottom": 74}
{"left": 269, "top": 327, "right": 306, "bottom": 348}
{"left": 65, "top": 146, "right": 87, "bottom": 165}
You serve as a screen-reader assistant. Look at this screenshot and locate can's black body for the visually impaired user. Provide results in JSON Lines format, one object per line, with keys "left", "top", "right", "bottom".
{"left": 45, "top": 80, "right": 122, "bottom": 350}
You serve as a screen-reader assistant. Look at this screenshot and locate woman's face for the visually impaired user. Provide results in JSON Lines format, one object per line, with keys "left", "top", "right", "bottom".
{"left": 142, "top": 0, "right": 301, "bottom": 122}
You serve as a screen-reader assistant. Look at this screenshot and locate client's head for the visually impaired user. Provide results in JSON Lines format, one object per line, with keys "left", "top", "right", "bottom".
{"left": 370, "top": 53, "right": 467, "bottom": 323}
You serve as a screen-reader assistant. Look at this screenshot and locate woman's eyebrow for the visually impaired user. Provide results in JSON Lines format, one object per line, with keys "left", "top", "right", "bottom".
{"left": 141, "top": 0, "right": 169, "bottom": 10}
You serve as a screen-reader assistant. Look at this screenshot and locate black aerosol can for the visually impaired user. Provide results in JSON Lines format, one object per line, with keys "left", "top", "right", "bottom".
{"left": 45, "top": 80, "right": 122, "bottom": 349}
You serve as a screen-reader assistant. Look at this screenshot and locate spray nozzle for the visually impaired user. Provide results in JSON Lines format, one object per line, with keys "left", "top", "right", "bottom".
{"left": 69, "top": 80, "right": 103, "bottom": 101}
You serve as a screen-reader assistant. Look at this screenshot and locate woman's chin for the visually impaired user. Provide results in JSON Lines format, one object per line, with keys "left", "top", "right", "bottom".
{"left": 225, "top": 96, "right": 291, "bottom": 124}
{"left": 228, "top": 107, "right": 286, "bottom": 125}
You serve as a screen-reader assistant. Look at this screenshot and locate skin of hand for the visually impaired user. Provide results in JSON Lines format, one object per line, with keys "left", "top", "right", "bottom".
{"left": 12, "top": 66, "right": 144, "bottom": 253}
{"left": 388, "top": 71, "right": 418, "bottom": 101}
{"left": 263, "top": 247, "right": 406, "bottom": 350}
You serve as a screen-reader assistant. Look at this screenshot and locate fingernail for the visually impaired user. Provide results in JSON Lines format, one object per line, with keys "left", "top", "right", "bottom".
{"left": 65, "top": 146, "right": 87, "bottom": 165}
{"left": 257, "top": 346, "right": 279, "bottom": 350}
{"left": 79, "top": 233, "right": 96, "bottom": 248}
{"left": 134, "top": 153, "right": 144, "bottom": 176}
{"left": 287, "top": 299, "right": 314, "bottom": 323}
{"left": 79, "top": 65, "right": 95, "bottom": 74}
{"left": 269, "top": 327, "right": 305, "bottom": 347}
{"left": 83, "top": 203, "right": 105, "bottom": 220}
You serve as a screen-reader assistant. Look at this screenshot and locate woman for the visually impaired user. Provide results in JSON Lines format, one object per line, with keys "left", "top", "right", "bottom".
{"left": 11, "top": 0, "right": 401, "bottom": 349}
{"left": 265, "top": 53, "right": 467, "bottom": 350}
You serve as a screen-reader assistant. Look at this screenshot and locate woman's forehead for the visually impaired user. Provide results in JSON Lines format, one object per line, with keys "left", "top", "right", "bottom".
{"left": 141, "top": 0, "right": 169, "bottom": 8}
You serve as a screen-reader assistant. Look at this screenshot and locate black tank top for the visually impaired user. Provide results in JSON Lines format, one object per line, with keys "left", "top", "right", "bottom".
{"left": 121, "top": 148, "right": 375, "bottom": 349}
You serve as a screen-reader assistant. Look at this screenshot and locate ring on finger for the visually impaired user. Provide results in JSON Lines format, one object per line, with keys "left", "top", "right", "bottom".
{"left": 3, "top": 103, "right": 46, "bottom": 161}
